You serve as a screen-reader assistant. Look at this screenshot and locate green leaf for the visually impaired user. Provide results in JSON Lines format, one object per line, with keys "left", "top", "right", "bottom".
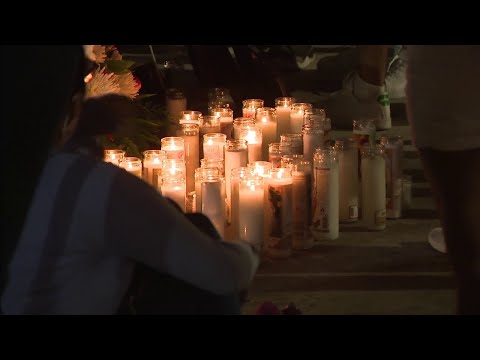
{"left": 105, "top": 60, "right": 135, "bottom": 74}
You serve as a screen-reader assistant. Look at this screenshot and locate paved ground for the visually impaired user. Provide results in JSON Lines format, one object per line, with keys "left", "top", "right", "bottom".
{"left": 123, "top": 46, "right": 454, "bottom": 314}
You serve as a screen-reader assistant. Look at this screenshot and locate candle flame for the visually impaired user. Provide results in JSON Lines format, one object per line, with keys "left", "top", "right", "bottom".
{"left": 128, "top": 162, "right": 133, "bottom": 169}
{"left": 277, "top": 169, "right": 284, "bottom": 179}
{"left": 207, "top": 139, "right": 213, "bottom": 146}
{"left": 247, "top": 130, "right": 256, "bottom": 143}
{"left": 261, "top": 117, "right": 267, "bottom": 123}
{"left": 185, "top": 114, "right": 191, "bottom": 120}
{"left": 153, "top": 158, "right": 160, "bottom": 164}
{"left": 111, "top": 154, "right": 116, "bottom": 160}
{"left": 250, "top": 184, "right": 255, "bottom": 191}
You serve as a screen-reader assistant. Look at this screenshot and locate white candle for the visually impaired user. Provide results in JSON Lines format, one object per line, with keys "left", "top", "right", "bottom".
{"left": 361, "top": 144, "right": 386, "bottom": 231}
{"left": 275, "top": 97, "right": 295, "bottom": 141}
{"left": 161, "top": 137, "right": 185, "bottom": 161}
{"left": 380, "top": 135, "right": 403, "bottom": 219}
{"left": 229, "top": 167, "right": 252, "bottom": 242}
{"left": 224, "top": 140, "right": 248, "bottom": 216}
{"left": 211, "top": 108, "right": 234, "bottom": 140}
{"left": 265, "top": 168, "right": 293, "bottom": 258}
{"left": 256, "top": 107, "right": 277, "bottom": 161}
{"left": 142, "top": 150, "right": 167, "bottom": 188}
{"left": 240, "top": 127, "right": 262, "bottom": 164}
{"left": 203, "top": 133, "right": 226, "bottom": 161}
{"left": 247, "top": 161, "right": 273, "bottom": 248}
{"left": 281, "top": 134, "right": 303, "bottom": 155}
{"left": 179, "top": 110, "right": 202, "bottom": 125}
{"left": 161, "top": 174, "right": 186, "bottom": 212}
{"left": 201, "top": 174, "right": 226, "bottom": 238}
{"left": 120, "top": 157, "right": 142, "bottom": 178}
{"left": 166, "top": 89, "right": 187, "bottom": 120}
{"left": 292, "top": 160, "right": 314, "bottom": 250}
{"left": 290, "top": 105, "right": 311, "bottom": 134}
{"left": 335, "top": 138, "right": 359, "bottom": 223}
{"left": 104, "top": 149, "right": 125, "bottom": 166}
{"left": 179, "top": 124, "right": 199, "bottom": 193}
{"left": 312, "top": 150, "right": 339, "bottom": 241}
{"left": 302, "top": 123, "right": 325, "bottom": 162}
{"left": 233, "top": 118, "right": 254, "bottom": 140}
{"left": 238, "top": 177, "right": 264, "bottom": 246}
{"left": 242, "top": 99, "right": 264, "bottom": 119}
{"left": 195, "top": 167, "right": 219, "bottom": 215}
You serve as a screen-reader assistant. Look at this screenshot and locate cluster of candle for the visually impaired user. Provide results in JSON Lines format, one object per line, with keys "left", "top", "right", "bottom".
{"left": 104, "top": 93, "right": 409, "bottom": 260}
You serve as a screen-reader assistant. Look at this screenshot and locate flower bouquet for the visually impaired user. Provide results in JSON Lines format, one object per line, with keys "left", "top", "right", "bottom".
{"left": 83, "top": 45, "right": 171, "bottom": 158}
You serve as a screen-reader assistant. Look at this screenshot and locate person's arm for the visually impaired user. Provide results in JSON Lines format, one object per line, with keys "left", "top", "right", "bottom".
{"left": 104, "top": 171, "right": 260, "bottom": 295}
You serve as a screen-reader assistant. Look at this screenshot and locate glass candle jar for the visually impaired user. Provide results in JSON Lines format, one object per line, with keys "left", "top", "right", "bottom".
{"left": 238, "top": 176, "right": 264, "bottom": 247}
{"left": 292, "top": 159, "right": 314, "bottom": 250}
{"left": 361, "top": 144, "right": 386, "bottom": 231}
{"left": 179, "top": 110, "right": 202, "bottom": 125}
{"left": 380, "top": 135, "right": 403, "bottom": 219}
{"left": 275, "top": 97, "right": 295, "bottom": 140}
{"left": 161, "top": 171, "right": 186, "bottom": 212}
{"left": 142, "top": 149, "right": 167, "bottom": 188}
{"left": 312, "top": 149, "right": 339, "bottom": 241}
{"left": 161, "top": 137, "right": 185, "bottom": 161}
{"left": 120, "top": 157, "right": 142, "bottom": 178}
{"left": 281, "top": 133, "right": 303, "bottom": 155}
{"left": 239, "top": 126, "right": 263, "bottom": 164}
{"left": 255, "top": 107, "right": 277, "bottom": 161}
{"left": 242, "top": 99, "right": 264, "bottom": 119}
{"left": 203, "top": 133, "right": 226, "bottom": 161}
{"left": 179, "top": 123, "right": 199, "bottom": 193}
{"left": 104, "top": 149, "right": 125, "bottom": 166}
{"left": 233, "top": 117, "right": 255, "bottom": 140}
{"left": 211, "top": 107, "right": 234, "bottom": 140}
{"left": 290, "top": 102, "right": 313, "bottom": 134}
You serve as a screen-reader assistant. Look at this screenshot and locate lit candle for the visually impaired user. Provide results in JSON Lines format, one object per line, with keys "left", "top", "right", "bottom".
{"left": 179, "top": 123, "right": 199, "bottom": 193}
{"left": 242, "top": 99, "right": 264, "bottom": 119}
{"left": 281, "top": 134, "right": 303, "bottom": 155}
{"left": 275, "top": 97, "right": 295, "bottom": 141}
{"left": 200, "top": 158, "right": 224, "bottom": 176}
{"left": 292, "top": 160, "right": 314, "bottom": 250}
{"left": 290, "top": 103, "right": 312, "bottom": 134}
{"left": 255, "top": 107, "right": 277, "bottom": 161}
{"left": 302, "top": 123, "right": 324, "bottom": 162}
{"left": 179, "top": 110, "right": 202, "bottom": 126}
{"left": 161, "top": 137, "right": 185, "bottom": 161}
{"left": 229, "top": 167, "right": 252, "bottom": 242}
{"left": 265, "top": 168, "right": 293, "bottom": 258}
{"left": 201, "top": 173, "right": 226, "bottom": 238}
{"left": 248, "top": 161, "right": 273, "bottom": 250}
{"left": 312, "top": 149, "right": 339, "bottom": 241}
{"left": 224, "top": 140, "right": 248, "bottom": 218}
{"left": 142, "top": 150, "right": 167, "bottom": 188}
{"left": 239, "top": 126, "right": 262, "bottom": 164}
{"left": 195, "top": 167, "right": 219, "bottom": 215}
{"left": 120, "top": 157, "right": 142, "bottom": 178}
{"left": 161, "top": 172, "right": 186, "bottom": 212}
{"left": 233, "top": 117, "right": 254, "bottom": 140}
{"left": 104, "top": 149, "right": 125, "bottom": 166}
{"left": 211, "top": 107, "right": 234, "bottom": 140}
{"left": 162, "top": 159, "right": 186, "bottom": 179}
{"left": 203, "top": 133, "right": 226, "bottom": 161}
{"left": 238, "top": 176, "right": 264, "bottom": 246}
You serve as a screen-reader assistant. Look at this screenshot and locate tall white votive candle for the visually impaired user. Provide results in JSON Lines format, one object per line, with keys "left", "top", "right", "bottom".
{"left": 120, "top": 157, "right": 142, "bottom": 178}
{"left": 179, "top": 123, "right": 199, "bottom": 193}
{"left": 104, "top": 149, "right": 125, "bottom": 166}
{"left": 335, "top": 138, "right": 359, "bottom": 223}
{"left": 224, "top": 140, "right": 248, "bottom": 218}
{"left": 265, "top": 168, "right": 293, "bottom": 258}
{"left": 238, "top": 176, "right": 264, "bottom": 246}
{"left": 240, "top": 127, "right": 262, "bottom": 164}
{"left": 161, "top": 137, "right": 185, "bottom": 161}
{"left": 161, "top": 172, "right": 186, "bottom": 212}
{"left": 142, "top": 150, "right": 167, "bottom": 188}
{"left": 312, "top": 149, "right": 339, "bottom": 241}
{"left": 256, "top": 107, "right": 277, "bottom": 161}
{"left": 290, "top": 103, "right": 312, "bottom": 134}
{"left": 361, "top": 144, "right": 386, "bottom": 231}
{"left": 211, "top": 108, "right": 234, "bottom": 140}
{"left": 195, "top": 167, "right": 219, "bottom": 215}
{"left": 201, "top": 174, "right": 226, "bottom": 238}
{"left": 242, "top": 99, "right": 264, "bottom": 119}
{"left": 229, "top": 167, "right": 252, "bottom": 242}
{"left": 203, "top": 133, "right": 226, "bottom": 161}
{"left": 275, "top": 97, "right": 295, "bottom": 141}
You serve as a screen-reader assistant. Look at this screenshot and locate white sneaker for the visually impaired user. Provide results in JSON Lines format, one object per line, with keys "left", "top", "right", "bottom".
{"left": 324, "top": 72, "right": 392, "bottom": 130}
{"left": 385, "top": 48, "right": 407, "bottom": 103}
{"left": 428, "top": 227, "right": 447, "bottom": 254}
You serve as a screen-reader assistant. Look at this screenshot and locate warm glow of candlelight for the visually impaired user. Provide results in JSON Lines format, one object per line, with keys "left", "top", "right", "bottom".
{"left": 84, "top": 72, "right": 93, "bottom": 83}
{"left": 153, "top": 157, "right": 161, "bottom": 164}
{"left": 207, "top": 138, "right": 213, "bottom": 146}
{"left": 277, "top": 168, "right": 284, "bottom": 179}
{"left": 261, "top": 117, "right": 267, "bottom": 123}
{"left": 246, "top": 130, "right": 256, "bottom": 143}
